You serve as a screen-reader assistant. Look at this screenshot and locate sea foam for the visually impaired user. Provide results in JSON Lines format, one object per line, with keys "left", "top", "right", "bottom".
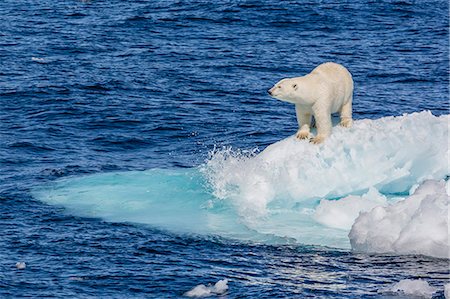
{"left": 33, "top": 112, "right": 449, "bottom": 256}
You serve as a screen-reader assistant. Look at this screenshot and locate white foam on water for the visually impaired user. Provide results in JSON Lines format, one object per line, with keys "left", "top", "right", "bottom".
{"left": 349, "top": 180, "right": 449, "bottom": 259}
{"left": 33, "top": 112, "right": 450, "bottom": 255}
{"left": 445, "top": 283, "right": 450, "bottom": 299}
{"left": 184, "top": 279, "right": 228, "bottom": 298}
{"left": 388, "top": 279, "right": 437, "bottom": 298}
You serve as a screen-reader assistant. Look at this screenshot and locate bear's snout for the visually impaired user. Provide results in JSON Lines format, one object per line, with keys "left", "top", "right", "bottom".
{"left": 268, "top": 86, "right": 277, "bottom": 96}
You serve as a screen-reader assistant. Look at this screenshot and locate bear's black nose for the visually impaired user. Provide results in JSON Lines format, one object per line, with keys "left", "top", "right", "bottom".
{"left": 267, "top": 90, "right": 272, "bottom": 95}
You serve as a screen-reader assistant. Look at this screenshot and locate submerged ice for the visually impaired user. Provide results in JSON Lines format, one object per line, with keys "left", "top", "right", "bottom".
{"left": 33, "top": 112, "right": 449, "bottom": 257}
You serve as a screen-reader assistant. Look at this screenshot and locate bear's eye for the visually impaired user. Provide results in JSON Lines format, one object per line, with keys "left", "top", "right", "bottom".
{"left": 292, "top": 84, "right": 297, "bottom": 89}
{"left": 278, "top": 86, "right": 281, "bottom": 89}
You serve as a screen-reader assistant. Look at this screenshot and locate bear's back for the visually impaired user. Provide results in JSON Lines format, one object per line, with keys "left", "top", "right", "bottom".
{"left": 310, "top": 62, "right": 353, "bottom": 100}
{"left": 311, "top": 62, "right": 352, "bottom": 82}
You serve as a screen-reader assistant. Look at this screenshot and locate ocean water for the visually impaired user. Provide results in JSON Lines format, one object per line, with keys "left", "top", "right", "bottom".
{"left": 1, "top": 0, "right": 449, "bottom": 298}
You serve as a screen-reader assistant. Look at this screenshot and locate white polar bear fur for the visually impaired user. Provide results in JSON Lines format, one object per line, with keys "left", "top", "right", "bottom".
{"left": 268, "top": 62, "right": 353, "bottom": 144}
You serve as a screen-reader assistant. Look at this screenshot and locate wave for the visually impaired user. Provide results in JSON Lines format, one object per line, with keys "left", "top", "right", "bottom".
{"left": 33, "top": 111, "right": 449, "bottom": 254}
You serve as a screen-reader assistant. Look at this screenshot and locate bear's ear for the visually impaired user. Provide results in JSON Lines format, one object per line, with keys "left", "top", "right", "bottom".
{"left": 292, "top": 84, "right": 298, "bottom": 90}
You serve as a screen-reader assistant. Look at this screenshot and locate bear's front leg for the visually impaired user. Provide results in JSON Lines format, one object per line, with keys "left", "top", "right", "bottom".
{"left": 311, "top": 104, "right": 332, "bottom": 144}
{"left": 295, "top": 105, "right": 312, "bottom": 140}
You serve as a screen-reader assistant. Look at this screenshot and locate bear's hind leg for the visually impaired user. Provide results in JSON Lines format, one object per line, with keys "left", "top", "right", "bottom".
{"left": 340, "top": 97, "right": 353, "bottom": 128}
{"left": 311, "top": 104, "right": 332, "bottom": 144}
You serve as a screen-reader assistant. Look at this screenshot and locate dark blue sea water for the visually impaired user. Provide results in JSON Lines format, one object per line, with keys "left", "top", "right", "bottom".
{"left": 1, "top": 0, "right": 449, "bottom": 298}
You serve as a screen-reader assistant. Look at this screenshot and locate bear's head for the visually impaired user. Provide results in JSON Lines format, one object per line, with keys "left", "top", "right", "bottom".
{"left": 267, "top": 78, "right": 300, "bottom": 103}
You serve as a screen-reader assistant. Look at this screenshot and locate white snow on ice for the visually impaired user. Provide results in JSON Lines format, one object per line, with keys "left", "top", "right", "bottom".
{"left": 204, "top": 111, "right": 448, "bottom": 219}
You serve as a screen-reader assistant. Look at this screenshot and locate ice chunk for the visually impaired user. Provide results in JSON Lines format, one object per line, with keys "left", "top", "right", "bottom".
{"left": 31, "top": 57, "right": 46, "bottom": 63}
{"left": 184, "top": 279, "right": 228, "bottom": 297}
{"left": 204, "top": 111, "right": 449, "bottom": 220}
{"left": 389, "top": 279, "right": 437, "bottom": 298}
{"left": 184, "top": 284, "right": 213, "bottom": 298}
{"left": 15, "top": 262, "right": 26, "bottom": 270}
{"left": 33, "top": 112, "right": 449, "bottom": 252}
{"left": 212, "top": 279, "right": 228, "bottom": 293}
{"left": 314, "top": 188, "right": 387, "bottom": 230}
{"left": 445, "top": 283, "right": 450, "bottom": 299}
{"left": 349, "top": 180, "right": 449, "bottom": 258}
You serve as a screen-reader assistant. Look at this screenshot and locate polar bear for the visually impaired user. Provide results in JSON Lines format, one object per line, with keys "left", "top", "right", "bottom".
{"left": 268, "top": 62, "right": 353, "bottom": 144}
